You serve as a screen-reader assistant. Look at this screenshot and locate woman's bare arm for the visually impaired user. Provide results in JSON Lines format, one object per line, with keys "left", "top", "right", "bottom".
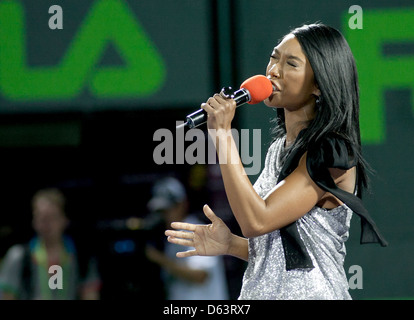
{"left": 212, "top": 127, "right": 325, "bottom": 238}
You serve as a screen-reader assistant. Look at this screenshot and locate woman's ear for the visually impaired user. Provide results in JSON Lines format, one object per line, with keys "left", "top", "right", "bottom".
{"left": 312, "top": 84, "right": 321, "bottom": 97}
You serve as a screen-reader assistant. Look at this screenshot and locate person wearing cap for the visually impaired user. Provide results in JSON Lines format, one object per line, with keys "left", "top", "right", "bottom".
{"left": 145, "top": 177, "right": 229, "bottom": 300}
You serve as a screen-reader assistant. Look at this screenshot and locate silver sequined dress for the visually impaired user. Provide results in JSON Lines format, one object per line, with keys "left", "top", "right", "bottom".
{"left": 238, "top": 136, "right": 353, "bottom": 300}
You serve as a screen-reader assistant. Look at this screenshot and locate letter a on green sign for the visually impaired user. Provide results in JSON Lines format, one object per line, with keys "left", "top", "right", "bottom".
{"left": 0, "top": 0, "right": 166, "bottom": 101}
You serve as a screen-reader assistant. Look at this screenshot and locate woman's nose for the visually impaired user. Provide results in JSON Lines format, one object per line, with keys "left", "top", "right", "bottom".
{"left": 268, "top": 63, "right": 281, "bottom": 78}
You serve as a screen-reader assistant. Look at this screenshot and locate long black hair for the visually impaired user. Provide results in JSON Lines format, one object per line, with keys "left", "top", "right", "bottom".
{"left": 271, "top": 23, "right": 371, "bottom": 197}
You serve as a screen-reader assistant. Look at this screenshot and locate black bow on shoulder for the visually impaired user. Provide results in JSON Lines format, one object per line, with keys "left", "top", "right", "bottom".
{"left": 277, "top": 131, "right": 388, "bottom": 271}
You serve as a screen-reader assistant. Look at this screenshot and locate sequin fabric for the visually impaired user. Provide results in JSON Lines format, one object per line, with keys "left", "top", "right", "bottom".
{"left": 238, "top": 137, "right": 353, "bottom": 300}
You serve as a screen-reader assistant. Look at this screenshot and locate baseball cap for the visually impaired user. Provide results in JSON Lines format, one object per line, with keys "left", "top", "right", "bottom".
{"left": 147, "top": 177, "right": 187, "bottom": 212}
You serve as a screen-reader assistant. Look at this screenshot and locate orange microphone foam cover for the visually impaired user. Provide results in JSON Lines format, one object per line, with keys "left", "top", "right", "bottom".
{"left": 240, "top": 75, "right": 273, "bottom": 104}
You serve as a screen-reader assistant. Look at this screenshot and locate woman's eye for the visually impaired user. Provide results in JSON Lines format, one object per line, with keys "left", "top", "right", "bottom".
{"left": 287, "top": 61, "right": 297, "bottom": 67}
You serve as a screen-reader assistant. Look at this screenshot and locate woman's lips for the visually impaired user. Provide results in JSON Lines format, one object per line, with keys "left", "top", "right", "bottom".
{"left": 271, "top": 82, "right": 281, "bottom": 92}
{"left": 266, "top": 76, "right": 281, "bottom": 92}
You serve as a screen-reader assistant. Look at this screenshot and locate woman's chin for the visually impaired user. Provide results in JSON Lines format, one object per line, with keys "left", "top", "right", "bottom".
{"left": 264, "top": 97, "right": 281, "bottom": 108}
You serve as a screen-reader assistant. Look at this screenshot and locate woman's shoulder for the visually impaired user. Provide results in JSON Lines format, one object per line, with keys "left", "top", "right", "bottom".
{"left": 266, "top": 135, "right": 287, "bottom": 158}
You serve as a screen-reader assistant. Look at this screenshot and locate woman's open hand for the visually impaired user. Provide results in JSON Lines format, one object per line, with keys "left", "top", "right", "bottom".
{"left": 165, "top": 204, "right": 233, "bottom": 258}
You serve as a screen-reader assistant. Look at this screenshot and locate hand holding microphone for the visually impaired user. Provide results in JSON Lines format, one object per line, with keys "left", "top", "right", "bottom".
{"left": 178, "top": 75, "right": 274, "bottom": 129}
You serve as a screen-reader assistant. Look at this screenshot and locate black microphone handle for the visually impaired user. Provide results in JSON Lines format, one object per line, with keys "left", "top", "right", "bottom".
{"left": 185, "top": 87, "right": 250, "bottom": 129}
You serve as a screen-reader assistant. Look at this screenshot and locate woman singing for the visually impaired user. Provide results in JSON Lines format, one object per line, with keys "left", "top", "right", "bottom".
{"left": 165, "top": 23, "right": 387, "bottom": 300}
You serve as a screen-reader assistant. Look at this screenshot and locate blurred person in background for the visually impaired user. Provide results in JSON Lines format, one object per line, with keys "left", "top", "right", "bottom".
{"left": 0, "top": 188, "right": 101, "bottom": 300}
{"left": 145, "top": 176, "right": 229, "bottom": 300}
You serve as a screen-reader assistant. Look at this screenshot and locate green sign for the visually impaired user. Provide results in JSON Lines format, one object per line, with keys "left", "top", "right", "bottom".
{"left": 0, "top": 0, "right": 166, "bottom": 101}
{"left": 344, "top": 8, "right": 414, "bottom": 144}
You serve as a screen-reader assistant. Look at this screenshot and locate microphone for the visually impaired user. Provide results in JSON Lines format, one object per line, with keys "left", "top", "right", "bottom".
{"left": 179, "top": 75, "right": 274, "bottom": 129}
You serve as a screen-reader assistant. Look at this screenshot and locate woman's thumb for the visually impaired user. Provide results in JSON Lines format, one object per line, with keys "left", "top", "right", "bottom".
{"left": 203, "top": 204, "right": 217, "bottom": 223}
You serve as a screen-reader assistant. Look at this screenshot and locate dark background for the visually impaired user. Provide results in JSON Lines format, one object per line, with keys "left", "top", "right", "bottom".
{"left": 0, "top": 0, "right": 413, "bottom": 300}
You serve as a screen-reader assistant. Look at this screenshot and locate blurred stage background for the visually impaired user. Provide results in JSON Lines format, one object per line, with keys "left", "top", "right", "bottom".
{"left": 0, "top": 0, "right": 413, "bottom": 300}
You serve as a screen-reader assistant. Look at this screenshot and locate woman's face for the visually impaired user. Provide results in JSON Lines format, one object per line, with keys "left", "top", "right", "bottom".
{"left": 264, "top": 34, "right": 319, "bottom": 110}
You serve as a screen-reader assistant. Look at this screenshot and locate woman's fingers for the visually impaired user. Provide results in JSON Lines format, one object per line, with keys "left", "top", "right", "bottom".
{"left": 201, "top": 94, "right": 235, "bottom": 112}
{"left": 166, "top": 205, "right": 219, "bottom": 258}
{"left": 166, "top": 231, "right": 198, "bottom": 258}
{"left": 170, "top": 221, "right": 196, "bottom": 232}
{"left": 206, "top": 94, "right": 222, "bottom": 108}
{"left": 201, "top": 102, "right": 215, "bottom": 113}
{"left": 176, "top": 249, "right": 197, "bottom": 258}
{"left": 166, "top": 229, "right": 196, "bottom": 249}
{"left": 165, "top": 229, "right": 193, "bottom": 239}
{"left": 166, "top": 235, "right": 193, "bottom": 248}
{"left": 169, "top": 204, "right": 216, "bottom": 232}
{"left": 201, "top": 95, "right": 220, "bottom": 112}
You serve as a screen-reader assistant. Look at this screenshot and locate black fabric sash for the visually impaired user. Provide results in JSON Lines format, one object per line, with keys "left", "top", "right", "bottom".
{"left": 277, "top": 131, "right": 388, "bottom": 271}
